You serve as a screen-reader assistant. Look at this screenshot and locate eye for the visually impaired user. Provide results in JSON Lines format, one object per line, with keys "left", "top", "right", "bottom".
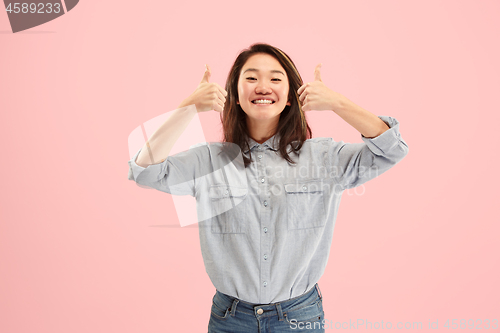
{"left": 246, "top": 77, "right": 281, "bottom": 81}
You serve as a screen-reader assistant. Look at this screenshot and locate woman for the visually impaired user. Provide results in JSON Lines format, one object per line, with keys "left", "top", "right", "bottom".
{"left": 128, "top": 43, "right": 409, "bottom": 332}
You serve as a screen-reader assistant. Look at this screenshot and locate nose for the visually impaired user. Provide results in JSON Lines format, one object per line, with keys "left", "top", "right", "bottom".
{"left": 255, "top": 81, "right": 272, "bottom": 94}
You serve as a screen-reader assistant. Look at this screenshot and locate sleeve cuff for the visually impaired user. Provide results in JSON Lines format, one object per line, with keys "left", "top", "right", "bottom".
{"left": 128, "top": 148, "right": 167, "bottom": 183}
{"left": 360, "top": 115, "right": 403, "bottom": 156}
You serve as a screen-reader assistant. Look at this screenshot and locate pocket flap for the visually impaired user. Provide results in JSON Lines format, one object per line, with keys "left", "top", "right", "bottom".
{"left": 209, "top": 185, "right": 248, "bottom": 199}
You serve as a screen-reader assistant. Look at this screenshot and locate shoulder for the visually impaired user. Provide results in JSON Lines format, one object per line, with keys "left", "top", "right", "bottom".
{"left": 188, "top": 142, "right": 208, "bottom": 150}
{"left": 305, "top": 137, "right": 335, "bottom": 144}
{"left": 285, "top": 137, "right": 340, "bottom": 157}
{"left": 188, "top": 141, "right": 243, "bottom": 161}
{"left": 295, "top": 137, "right": 339, "bottom": 149}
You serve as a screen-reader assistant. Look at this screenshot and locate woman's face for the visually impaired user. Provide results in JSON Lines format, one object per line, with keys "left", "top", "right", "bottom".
{"left": 237, "top": 53, "right": 291, "bottom": 122}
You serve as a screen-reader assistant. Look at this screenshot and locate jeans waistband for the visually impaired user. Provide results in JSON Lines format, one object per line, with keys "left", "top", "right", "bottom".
{"left": 213, "top": 284, "right": 323, "bottom": 320}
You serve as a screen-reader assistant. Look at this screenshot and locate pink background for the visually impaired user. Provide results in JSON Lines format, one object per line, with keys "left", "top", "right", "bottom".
{"left": 1, "top": 0, "right": 499, "bottom": 332}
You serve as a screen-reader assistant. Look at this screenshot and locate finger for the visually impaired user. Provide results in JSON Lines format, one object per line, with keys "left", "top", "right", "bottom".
{"left": 299, "top": 89, "right": 308, "bottom": 103}
{"left": 314, "top": 63, "right": 322, "bottom": 82}
{"left": 298, "top": 91, "right": 305, "bottom": 104}
{"left": 215, "top": 89, "right": 226, "bottom": 105}
{"left": 297, "top": 83, "right": 307, "bottom": 96}
{"left": 302, "top": 103, "right": 309, "bottom": 112}
{"left": 215, "top": 89, "right": 226, "bottom": 109}
{"left": 214, "top": 82, "right": 228, "bottom": 97}
{"left": 214, "top": 99, "right": 224, "bottom": 113}
{"left": 201, "top": 64, "right": 211, "bottom": 83}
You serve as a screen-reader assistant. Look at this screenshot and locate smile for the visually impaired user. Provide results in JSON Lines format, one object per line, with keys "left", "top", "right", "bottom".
{"left": 252, "top": 99, "right": 275, "bottom": 104}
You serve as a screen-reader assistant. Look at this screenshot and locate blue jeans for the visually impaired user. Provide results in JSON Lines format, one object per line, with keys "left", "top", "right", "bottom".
{"left": 208, "top": 284, "right": 325, "bottom": 332}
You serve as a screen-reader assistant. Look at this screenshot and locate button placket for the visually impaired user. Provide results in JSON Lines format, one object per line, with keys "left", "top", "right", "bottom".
{"left": 256, "top": 144, "right": 271, "bottom": 301}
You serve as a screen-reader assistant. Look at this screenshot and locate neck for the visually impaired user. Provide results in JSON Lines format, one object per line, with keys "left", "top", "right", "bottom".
{"left": 246, "top": 116, "right": 278, "bottom": 144}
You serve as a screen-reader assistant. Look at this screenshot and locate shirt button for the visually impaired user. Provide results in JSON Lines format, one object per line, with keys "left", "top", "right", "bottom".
{"left": 263, "top": 227, "right": 268, "bottom": 233}
{"left": 263, "top": 254, "right": 268, "bottom": 260}
{"left": 263, "top": 281, "right": 267, "bottom": 287}
{"left": 225, "top": 190, "right": 229, "bottom": 195}
{"left": 263, "top": 200, "right": 268, "bottom": 207}
{"left": 302, "top": 185, "right": 307, "bottom": 191}
{"left": 258, "top": 155, "right": 262, "bottom": 159}
{"left": 261, "top": 178, "right": 265, "bottom": 183}
{"left": 256, "top": 308, "right": 264, "bottom": 315}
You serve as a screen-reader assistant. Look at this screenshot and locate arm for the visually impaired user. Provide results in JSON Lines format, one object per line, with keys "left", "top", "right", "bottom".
{"left": 128, "top": 65, "right": 227, "bottom": 194}
{"left": 134, "top": 103, "right": 198, "bottom": 168}
{"left": 334, "top": 97, "right": 390, "bottom": 139}
{"left": 297, "top": 63, "right": 409, "bottom": 189}
{"left": 328, "top": 115, "right": 409, "bottom": 190}
{"left": 134, "top": 64, "right": 226, "bottom": 168}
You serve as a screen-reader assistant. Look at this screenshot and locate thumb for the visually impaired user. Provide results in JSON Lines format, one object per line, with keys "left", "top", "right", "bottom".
{"left": 201, "top": 64, "right": 211, "bottom": 83}
{"left": 314, "top": 63, "right": 322, "bottom": 81}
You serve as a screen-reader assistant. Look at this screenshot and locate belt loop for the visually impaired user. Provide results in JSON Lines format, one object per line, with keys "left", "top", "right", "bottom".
{"left": 315, "top": 283, "right": 322, "bottom": 299}
{"left": 276, "top": 302, "right": 284, "bottom": 321}
{"left": 230, "top": 298, "right": 239, "bottom": 317}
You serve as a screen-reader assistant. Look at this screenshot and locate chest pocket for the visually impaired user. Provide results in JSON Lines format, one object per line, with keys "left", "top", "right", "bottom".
{"left": 209, "top": 184, "right": 247, "bottom": 234}
{"left": 284, "top": 180, "right": 326, "bottom": 230}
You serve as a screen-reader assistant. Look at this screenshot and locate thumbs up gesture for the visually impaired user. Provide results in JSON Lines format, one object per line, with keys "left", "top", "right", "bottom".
{"left": 297, "top": 63, "right": 346, "bottom": 112}
{"left": 180, "top": 64, "right": 228, "bottom": 113}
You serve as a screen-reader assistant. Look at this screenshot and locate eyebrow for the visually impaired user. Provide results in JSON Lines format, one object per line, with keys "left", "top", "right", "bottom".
{"left": 243, "top": 68, "right": 285, "bottom": 76}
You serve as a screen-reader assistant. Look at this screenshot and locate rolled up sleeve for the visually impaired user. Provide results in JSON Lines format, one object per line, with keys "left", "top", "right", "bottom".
{"left": 328, "top": 115, "right": 409, "bottom": 190}
{"left": 127, "top": 145, "right": 207, "bottom": 196}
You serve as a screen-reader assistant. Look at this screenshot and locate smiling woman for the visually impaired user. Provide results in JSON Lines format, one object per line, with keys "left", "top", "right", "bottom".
{"left": 237, "top": 54, "right": 291, "bottom": 143}
{"left": 222, "top": 43, "right": 312, "bottom": 168}
{"left": 127, "top": 42, "right": 409, "bottom": 333}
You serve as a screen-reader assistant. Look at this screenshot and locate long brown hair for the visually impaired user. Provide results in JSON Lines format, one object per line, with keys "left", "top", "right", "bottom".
{"left": 220, "top": 43, "right": 312, "bottom": 167}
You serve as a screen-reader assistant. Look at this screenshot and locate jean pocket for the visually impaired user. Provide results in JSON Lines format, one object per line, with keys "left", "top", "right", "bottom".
{"left": 210, "top": 300, "right": 231, "bottom": 320}
{"left": 284, "top": 299, "right": 324, "bottom": 325}
{"left": 284, "top": 180, "right": 327, "bottom": 230}
{"left": 209, "top": 184, "right": 247, "bottom": 234}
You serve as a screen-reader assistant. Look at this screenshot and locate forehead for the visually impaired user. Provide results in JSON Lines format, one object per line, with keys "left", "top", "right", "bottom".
{"left": 240, "top": 53, "right": 287, "bottom": 76}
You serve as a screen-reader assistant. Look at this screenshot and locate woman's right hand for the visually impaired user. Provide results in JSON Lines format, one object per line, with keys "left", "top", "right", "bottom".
{"left": 179, "top": 64, "right": 228, "bottom": 113}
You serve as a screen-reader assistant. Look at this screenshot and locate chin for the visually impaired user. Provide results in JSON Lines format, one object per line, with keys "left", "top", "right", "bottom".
{"left": 248, "top": 112, "right": 281, "bottom": 120}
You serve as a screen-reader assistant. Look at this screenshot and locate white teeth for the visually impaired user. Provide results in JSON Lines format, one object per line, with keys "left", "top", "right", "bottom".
{"left": 253, "top": 99, "right": 274, "bottom": 104}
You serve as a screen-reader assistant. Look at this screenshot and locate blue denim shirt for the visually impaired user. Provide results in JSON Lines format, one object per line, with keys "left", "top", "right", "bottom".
{"left": 128, "top": 115, "right": 409, "bottom": 304}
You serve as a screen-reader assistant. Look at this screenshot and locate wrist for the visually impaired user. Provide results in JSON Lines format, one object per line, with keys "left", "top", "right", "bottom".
{"left": 178, "top": 97, "right": 194, "bottom": 109}
{"left": 333, "top": 95, "right": 351, "bottom": 114}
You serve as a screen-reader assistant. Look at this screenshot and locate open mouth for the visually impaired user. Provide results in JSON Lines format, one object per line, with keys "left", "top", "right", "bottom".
{"left": 252, "top": 99, "right": 275, "bottom": 104}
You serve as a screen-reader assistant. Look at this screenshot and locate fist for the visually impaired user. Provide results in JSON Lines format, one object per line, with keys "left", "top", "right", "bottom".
{"left": 297, "top": 63, "right": 345, "bottom": 112}
{"left": 186, "top": 64, "right": 228, "bottom": 113}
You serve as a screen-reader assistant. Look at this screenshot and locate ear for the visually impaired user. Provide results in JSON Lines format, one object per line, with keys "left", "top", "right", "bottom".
{"left": 236, "top": 101, "right": 240, "bottom": 104}
{"left": 286, "top": 100, "right": 291, "bottom": 106}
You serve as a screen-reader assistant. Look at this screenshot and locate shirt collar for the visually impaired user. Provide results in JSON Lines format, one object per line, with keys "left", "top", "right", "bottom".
{"left": 243, "top": 133, "right": 281, "bottom": 154}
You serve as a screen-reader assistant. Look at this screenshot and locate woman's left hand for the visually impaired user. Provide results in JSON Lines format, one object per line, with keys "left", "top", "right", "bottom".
{"left": 297, "top": 63, "right": 347, "bottom": 112}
